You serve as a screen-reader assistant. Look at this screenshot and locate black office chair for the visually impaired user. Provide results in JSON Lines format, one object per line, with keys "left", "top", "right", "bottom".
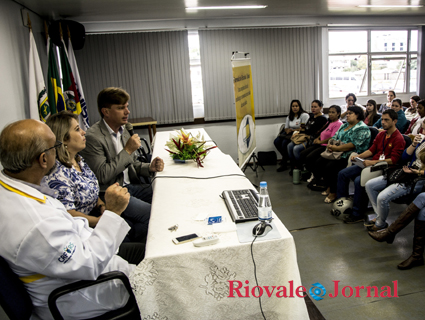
{"left": 0, "top": 256, "right": 32, "bottom": 320}
{"left": 401, "top": 120, "right": 411, "bottom": 134}
{"left": 402, "top": 134, "right": 412, "bottom": 149}
{"left": 368, "top": 126, "right": 379, "bottom": 148}
{"left": 138, "top": 138, "right": 152, "bottom": 164}
{"left": 0, "top": 256, "right": 141, "bottom": 320}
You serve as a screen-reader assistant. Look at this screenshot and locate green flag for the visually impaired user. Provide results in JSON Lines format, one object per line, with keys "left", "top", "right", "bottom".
{"left": 47, "top": 37, "right": 65, "bottom": 114}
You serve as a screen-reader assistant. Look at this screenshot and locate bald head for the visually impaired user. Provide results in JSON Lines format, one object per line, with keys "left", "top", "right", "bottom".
{"left": 0, "top": 119, "right": 55, "bottom": 173}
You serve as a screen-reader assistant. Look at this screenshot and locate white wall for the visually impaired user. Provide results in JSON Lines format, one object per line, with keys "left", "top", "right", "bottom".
{"left": 0, "top": 1, "right": 46, "bottom": 170}
{"left": 0, "top": 0, "right": 46, "bottom": 131}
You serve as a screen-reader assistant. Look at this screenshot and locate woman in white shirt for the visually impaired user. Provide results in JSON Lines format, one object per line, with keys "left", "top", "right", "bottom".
{"left": 405, "top": 95, "right": 421, "bottom": 121}
{"left": 378, "top": 90, "right": 396, "bottom": 113}
{"left": 340, "top": 93, "right": 365, "bottom": 121}
{"left": 274, "top": 99, "right": 309, "bottom": 172}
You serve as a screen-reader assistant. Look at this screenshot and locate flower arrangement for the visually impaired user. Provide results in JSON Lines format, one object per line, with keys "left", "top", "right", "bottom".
{"left": 165, "top": 129, "right": 216, "bottom": 167}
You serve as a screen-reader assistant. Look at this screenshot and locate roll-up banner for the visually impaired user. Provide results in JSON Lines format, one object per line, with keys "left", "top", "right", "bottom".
{"left": 231, "top": 52, "right": 256, "bottom": 168}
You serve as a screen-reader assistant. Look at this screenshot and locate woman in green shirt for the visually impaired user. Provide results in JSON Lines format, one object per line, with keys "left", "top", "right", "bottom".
{"left": 310, "top": 106, "right": 371, "bottom": 203}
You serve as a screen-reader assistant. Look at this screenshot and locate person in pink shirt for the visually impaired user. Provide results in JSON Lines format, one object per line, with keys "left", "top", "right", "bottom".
{"left": 299, "top": 105, "right": 343, "bottom": 177}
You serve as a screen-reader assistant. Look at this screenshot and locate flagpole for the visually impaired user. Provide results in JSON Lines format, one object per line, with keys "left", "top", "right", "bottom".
{"left": 44, "top": 21, "right": 49, "bottom": 44}
{"left": 27, "top": 14, "right": 32, "bottom": 30}
{"left": 59, "top": 22, "right": 63, "bottom": 41}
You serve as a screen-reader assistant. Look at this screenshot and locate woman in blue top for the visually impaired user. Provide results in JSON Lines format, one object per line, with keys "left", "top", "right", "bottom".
{"left": 43, "top": 111, "right": 149, "bottom": 243}
{"left": 310, "top": 106, "right": 371, "bottom": 203}
{"left": 374, "top": 98, "right": 407, "bottom": 133}
{"left": 274, "top": 99, "right": 309, "bottom": 172}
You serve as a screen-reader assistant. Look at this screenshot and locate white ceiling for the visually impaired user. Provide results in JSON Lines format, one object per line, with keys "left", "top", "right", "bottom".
{"left": 18, "top": 0, "right": 425, "bottom": 32}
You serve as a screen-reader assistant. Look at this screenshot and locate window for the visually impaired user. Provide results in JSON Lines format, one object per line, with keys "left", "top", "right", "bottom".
{"left": 328, "top": 29, "right": 418, "bottom": 98}
{"left": 188, "top": 31, "right": 204, "bottom": 119}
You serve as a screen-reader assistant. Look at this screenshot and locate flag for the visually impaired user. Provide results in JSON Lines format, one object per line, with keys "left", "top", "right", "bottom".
{"left": 47, "top": 37, "right": 65, "bottom": 114}
{"left": 65, "top": 38, "right": 90, "bottom": 130}
{"left": 59, "top": 39, "right": 81, "bottom": 115}
{"left": 29, "top": 29, "right": 50, "bottom": 121}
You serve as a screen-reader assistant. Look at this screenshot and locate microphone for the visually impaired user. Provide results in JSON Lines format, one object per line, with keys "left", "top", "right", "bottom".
{"left": 125, "top": 123, "right": 148, "bottom": 161}
{"left": 125, "top": 123, "right": 135, "bottom": 136}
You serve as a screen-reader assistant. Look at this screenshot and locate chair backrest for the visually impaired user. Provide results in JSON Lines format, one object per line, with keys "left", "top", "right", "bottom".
{"left": 401, "top": 120, "right": 411, "bottom": 134}
{"left": 368, "top": 126, "right": 380, "bottom": 148}
{"left": 48, "top": 271, "right": 141, "bottom": 320}
{"left": 402, "top": 134, "right": 412, "bottom": 149}
{"left": 0, "top": 256, "right": 33, "bottom": 320}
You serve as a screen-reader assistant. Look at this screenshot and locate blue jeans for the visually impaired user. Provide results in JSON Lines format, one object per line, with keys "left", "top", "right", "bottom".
{"left": 121, "top": 184, "right": 152, "bottom": 242}
{"left": 365, "top": 176, "right": 425, "bottom": 227}
{"left": 336, "top": 165, "right": 368, "bottom": 218}
{"left": 126, "top": 183, "right": 153, "bottom": 204}
{"left": 287, "top": 141, "right": 306, "bottom": 160}
{"left": 274, "top": 136, "right": 291, "bottom": 161}
{"left": 413, "top": 193, "right": 425, "bottom": 221}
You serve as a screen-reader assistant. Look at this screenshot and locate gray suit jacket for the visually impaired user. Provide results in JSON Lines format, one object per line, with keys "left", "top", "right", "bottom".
{"left": 80, "top": 120, "right": 150, "bottom": 192}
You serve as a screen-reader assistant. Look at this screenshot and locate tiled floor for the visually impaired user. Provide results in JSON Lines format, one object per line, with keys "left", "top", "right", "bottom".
{"left": 244, "top": 164, "right": 425, "bottom": 320}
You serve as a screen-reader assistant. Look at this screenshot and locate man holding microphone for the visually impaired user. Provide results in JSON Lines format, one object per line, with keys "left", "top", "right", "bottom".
{"left": 80, "top": 87, "right": 164, "bottom": 240}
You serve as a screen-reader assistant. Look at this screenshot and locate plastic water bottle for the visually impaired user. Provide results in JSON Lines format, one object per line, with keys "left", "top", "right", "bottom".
{"left": 258, "top": 181, "right": 272, "bottom": 221}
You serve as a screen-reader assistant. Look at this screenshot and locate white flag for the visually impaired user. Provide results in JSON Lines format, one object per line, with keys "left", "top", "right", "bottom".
{"left": 67, "top": 39, "right": 90, "bottom": 130}
{"left": 29, "top": 29, "right": 49, "bottom": 121}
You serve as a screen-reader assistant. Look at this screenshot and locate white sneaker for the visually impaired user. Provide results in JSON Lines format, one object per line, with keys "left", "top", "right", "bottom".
{"left": 307, "top": 174, "right": 314, "bottom": 183}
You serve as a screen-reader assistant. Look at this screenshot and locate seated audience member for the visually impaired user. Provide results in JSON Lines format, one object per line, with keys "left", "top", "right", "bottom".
{"left": 79, "top": 87, "right": 164, "bottom": 205}
{"left": 405, "top": 98, "right": 425, "bottom": 135}
{"left": 378, "top": 90, "right": 396, "bottom": 113}
{"left": 300, "top": 105, "right": 343, "bottom": 178}
{"left": 0, "top": 119, "right": 143, "bottom": 319}
{"left": 405, "top": 95, "right": 421, "bottom": 121}
{"left": 335, "top": 110, "right": 405, "bottom": 224}
{"left": 287, "top": 99, "right": 328, "bottom": 174}
{"left": 364, "top": 99, "right": 380, "bottom": 126}
{"left": 340, "top": 93, "right": 365, "bottom": 122}
{"left": 274, "top": 99, "right": 309, "bottom": 172}
{"left": 310, "top": 106, "right": 371, "bottom": 203}
{"left": 365, "top": 136, "right": 425, "bottom": 231}
{"left": 43, "top": 111, "right": 149, "bottom": 242}
{"left": 369, "top": 192, "right": 425, "bottom": 270}
{"left": 374, "top": 98, "right": 407, "bottom": 133}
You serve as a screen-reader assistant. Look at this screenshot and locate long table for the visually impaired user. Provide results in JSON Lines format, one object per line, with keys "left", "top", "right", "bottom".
{"left": 130, "top": 128, "right": 309, "bottom": 320}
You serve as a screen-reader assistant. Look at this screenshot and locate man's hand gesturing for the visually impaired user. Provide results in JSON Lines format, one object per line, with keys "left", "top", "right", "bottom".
{"left": 149, "top": 157, "right": 164, "bottom": 172}
{"left": 104, "top": 183, "right": 130, "bottom": 215}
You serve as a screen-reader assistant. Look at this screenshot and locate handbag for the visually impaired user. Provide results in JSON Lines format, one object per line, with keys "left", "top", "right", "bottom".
{"left": 257, "top": 151, "right": 277, "bottom": 166}
{"left": 291, "top": 133, "right": 310, "bottom": 145}
{"left": 385, "top": 165, "right": 420, "bottom": 187}
{"left": 320, "top": 139, "right": 344, "bottom": 160}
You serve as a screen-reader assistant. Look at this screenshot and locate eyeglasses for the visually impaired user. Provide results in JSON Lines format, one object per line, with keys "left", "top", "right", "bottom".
{"left": 38, "top": 141, "right": 63, "bottom": 157}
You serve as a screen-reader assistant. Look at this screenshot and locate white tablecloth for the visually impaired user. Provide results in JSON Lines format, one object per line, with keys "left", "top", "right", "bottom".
{"left": 130, "top": 128, "right": 309, "bottom": 320}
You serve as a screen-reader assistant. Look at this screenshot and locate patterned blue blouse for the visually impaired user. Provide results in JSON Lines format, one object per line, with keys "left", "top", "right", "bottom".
{"left": 42, "top": 157, "right": 100, "bottom": 214}
{"left": 333, "top": 121, "right": 371, "bottom": 158}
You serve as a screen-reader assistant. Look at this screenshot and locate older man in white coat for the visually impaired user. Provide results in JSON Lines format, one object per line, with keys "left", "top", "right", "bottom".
{"left": 0, "top": 119, "right": 139, "bottom": 319}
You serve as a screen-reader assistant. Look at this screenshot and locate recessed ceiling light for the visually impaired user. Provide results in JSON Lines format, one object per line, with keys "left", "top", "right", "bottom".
{"left": 186, "top": 5, "right": 268, "bottom": 10}
{"left": 358, "top": 5, "right": 423, "bottom": 8}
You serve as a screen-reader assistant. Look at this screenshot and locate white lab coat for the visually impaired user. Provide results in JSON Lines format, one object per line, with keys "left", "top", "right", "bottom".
{"left": 0, "top": 171, "right": 135, "bottom": 319}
